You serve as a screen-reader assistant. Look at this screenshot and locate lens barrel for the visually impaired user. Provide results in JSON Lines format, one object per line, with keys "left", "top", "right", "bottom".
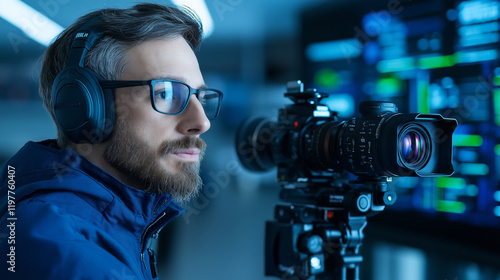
{"left": 236, "top": 105, "right": 457, "bottom": 180}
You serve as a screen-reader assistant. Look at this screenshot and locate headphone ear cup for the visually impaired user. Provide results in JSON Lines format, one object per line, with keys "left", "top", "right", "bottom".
{"left": 51, "top": 67, "right": 114, "bottom": 144}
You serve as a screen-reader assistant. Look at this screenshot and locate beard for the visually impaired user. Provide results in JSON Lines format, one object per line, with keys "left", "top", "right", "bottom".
{"left": 103, "top": 118, "right": 206, "bottom": 203}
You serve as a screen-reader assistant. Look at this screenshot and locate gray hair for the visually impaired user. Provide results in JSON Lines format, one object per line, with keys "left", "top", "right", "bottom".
{"left": 39, "top": 3, "right": 203, "bottom": 148}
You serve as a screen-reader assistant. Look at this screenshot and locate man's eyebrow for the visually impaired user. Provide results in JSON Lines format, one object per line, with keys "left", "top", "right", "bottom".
{"left": 149, "top": 76, "right": 207, "bottom": 89}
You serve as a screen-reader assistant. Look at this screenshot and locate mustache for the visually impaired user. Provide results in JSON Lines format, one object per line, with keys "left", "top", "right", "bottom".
{"left": 159, "top": 137, "right": 207, "bottom": 156}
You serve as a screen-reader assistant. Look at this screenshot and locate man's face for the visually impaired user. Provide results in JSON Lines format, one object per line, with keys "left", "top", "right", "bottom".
{"left": 103, "top": 37, "right": 211, "bottom": 203}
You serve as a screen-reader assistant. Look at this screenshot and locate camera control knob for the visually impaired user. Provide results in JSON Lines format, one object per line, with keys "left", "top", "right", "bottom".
{"left": 299, "top": 233, "right": 324, "bottom": 254}
{"left": 382, "top": 190, "right": 397, "bottom": 206}
{"left": 356, "top": 194, "right": 371, "bottom": 212}
{"left": 359, "top": 101, "right": 398, "bottom": 117}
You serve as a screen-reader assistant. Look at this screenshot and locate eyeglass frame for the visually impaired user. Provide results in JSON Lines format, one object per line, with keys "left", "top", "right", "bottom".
{"left": 99, "top": 78, "right": 223, "bottom": 119}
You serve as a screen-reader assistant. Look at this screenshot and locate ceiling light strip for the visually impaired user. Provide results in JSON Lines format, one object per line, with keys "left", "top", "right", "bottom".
{"left": 0, "top": 0, "right": 64, "bottom": 47}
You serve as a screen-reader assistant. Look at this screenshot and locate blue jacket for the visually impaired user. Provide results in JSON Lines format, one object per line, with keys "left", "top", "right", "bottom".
{"left": 0, "top": 140, "right": 184, "bottom": 279}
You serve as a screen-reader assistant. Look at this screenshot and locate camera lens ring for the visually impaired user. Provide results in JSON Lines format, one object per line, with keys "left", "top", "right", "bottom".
{"left": 397, "top": 124, "right": 431, "bottom": 170}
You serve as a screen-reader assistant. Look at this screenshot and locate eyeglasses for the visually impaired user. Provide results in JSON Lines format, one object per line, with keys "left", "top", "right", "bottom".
{"left": 99, "top": 79, "right": 223, "bottom": 119}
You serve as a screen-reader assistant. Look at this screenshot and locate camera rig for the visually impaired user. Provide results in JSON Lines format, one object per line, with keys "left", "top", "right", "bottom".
{"left": 236, "top": 81, "right": 457, "bottom": 280}
{"left": 266, "top": 177, "right": 395, "bottom": 280}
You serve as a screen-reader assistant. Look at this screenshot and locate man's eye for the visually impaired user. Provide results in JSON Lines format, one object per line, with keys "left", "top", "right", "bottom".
{"left": 155, "top": 89, "right": 177, "bottom": 101}
{"left": 155, "top": 91, "right": 166, "bottom": 99}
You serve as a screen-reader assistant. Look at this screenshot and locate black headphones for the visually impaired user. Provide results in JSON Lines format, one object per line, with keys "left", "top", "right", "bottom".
{"left": 51, "top": 15, "right": 115, "bottom": 144}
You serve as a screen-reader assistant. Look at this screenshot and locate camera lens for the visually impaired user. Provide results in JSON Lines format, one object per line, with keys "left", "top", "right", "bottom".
{"left": 401, "top": 132, "right": 424, "bottom": 162}
{"left": 398, "top": 125, "right": 431, "bottom": 170}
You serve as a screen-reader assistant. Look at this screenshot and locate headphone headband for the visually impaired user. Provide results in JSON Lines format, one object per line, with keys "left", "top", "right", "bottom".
{"left": 67, "top": 15, "right": 104, "bottom": 67}
{"left": 51, "top": 14, "right": 115, "bottom": 144}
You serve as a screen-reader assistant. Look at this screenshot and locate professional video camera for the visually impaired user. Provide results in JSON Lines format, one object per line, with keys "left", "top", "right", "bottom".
{"left": 236, "top": 80, "right": 457, "bottom": 280}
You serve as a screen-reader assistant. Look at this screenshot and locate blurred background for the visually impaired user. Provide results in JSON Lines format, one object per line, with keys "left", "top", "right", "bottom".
{"left": 1, "top": 0, "right": 500, "bottom": 279}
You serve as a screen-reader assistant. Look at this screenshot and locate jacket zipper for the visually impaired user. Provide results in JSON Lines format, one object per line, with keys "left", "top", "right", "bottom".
{"left": 148, "top": 246, "right": 158, "bottom": 279}
{"left": 140, "top": 212, "right": 166, "bottom": 279}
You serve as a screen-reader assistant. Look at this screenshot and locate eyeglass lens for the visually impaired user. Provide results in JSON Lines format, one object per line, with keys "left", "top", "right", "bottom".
{"left": 152, "top": 80, "right": 220, "bottom": 119}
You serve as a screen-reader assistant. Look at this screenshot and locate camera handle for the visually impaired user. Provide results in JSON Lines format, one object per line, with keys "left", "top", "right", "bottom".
{"left": 266, "top": 178, "right": 396, "bottom": 280}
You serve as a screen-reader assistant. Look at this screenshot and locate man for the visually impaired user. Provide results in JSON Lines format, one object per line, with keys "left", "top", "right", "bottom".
{"left": 0, "top": 3, "right": 222, "bottom": 279}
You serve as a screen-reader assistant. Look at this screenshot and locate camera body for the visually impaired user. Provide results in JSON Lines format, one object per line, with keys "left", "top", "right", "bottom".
{"left": 237, "top": 80, "right": 457, "bottom": 183}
